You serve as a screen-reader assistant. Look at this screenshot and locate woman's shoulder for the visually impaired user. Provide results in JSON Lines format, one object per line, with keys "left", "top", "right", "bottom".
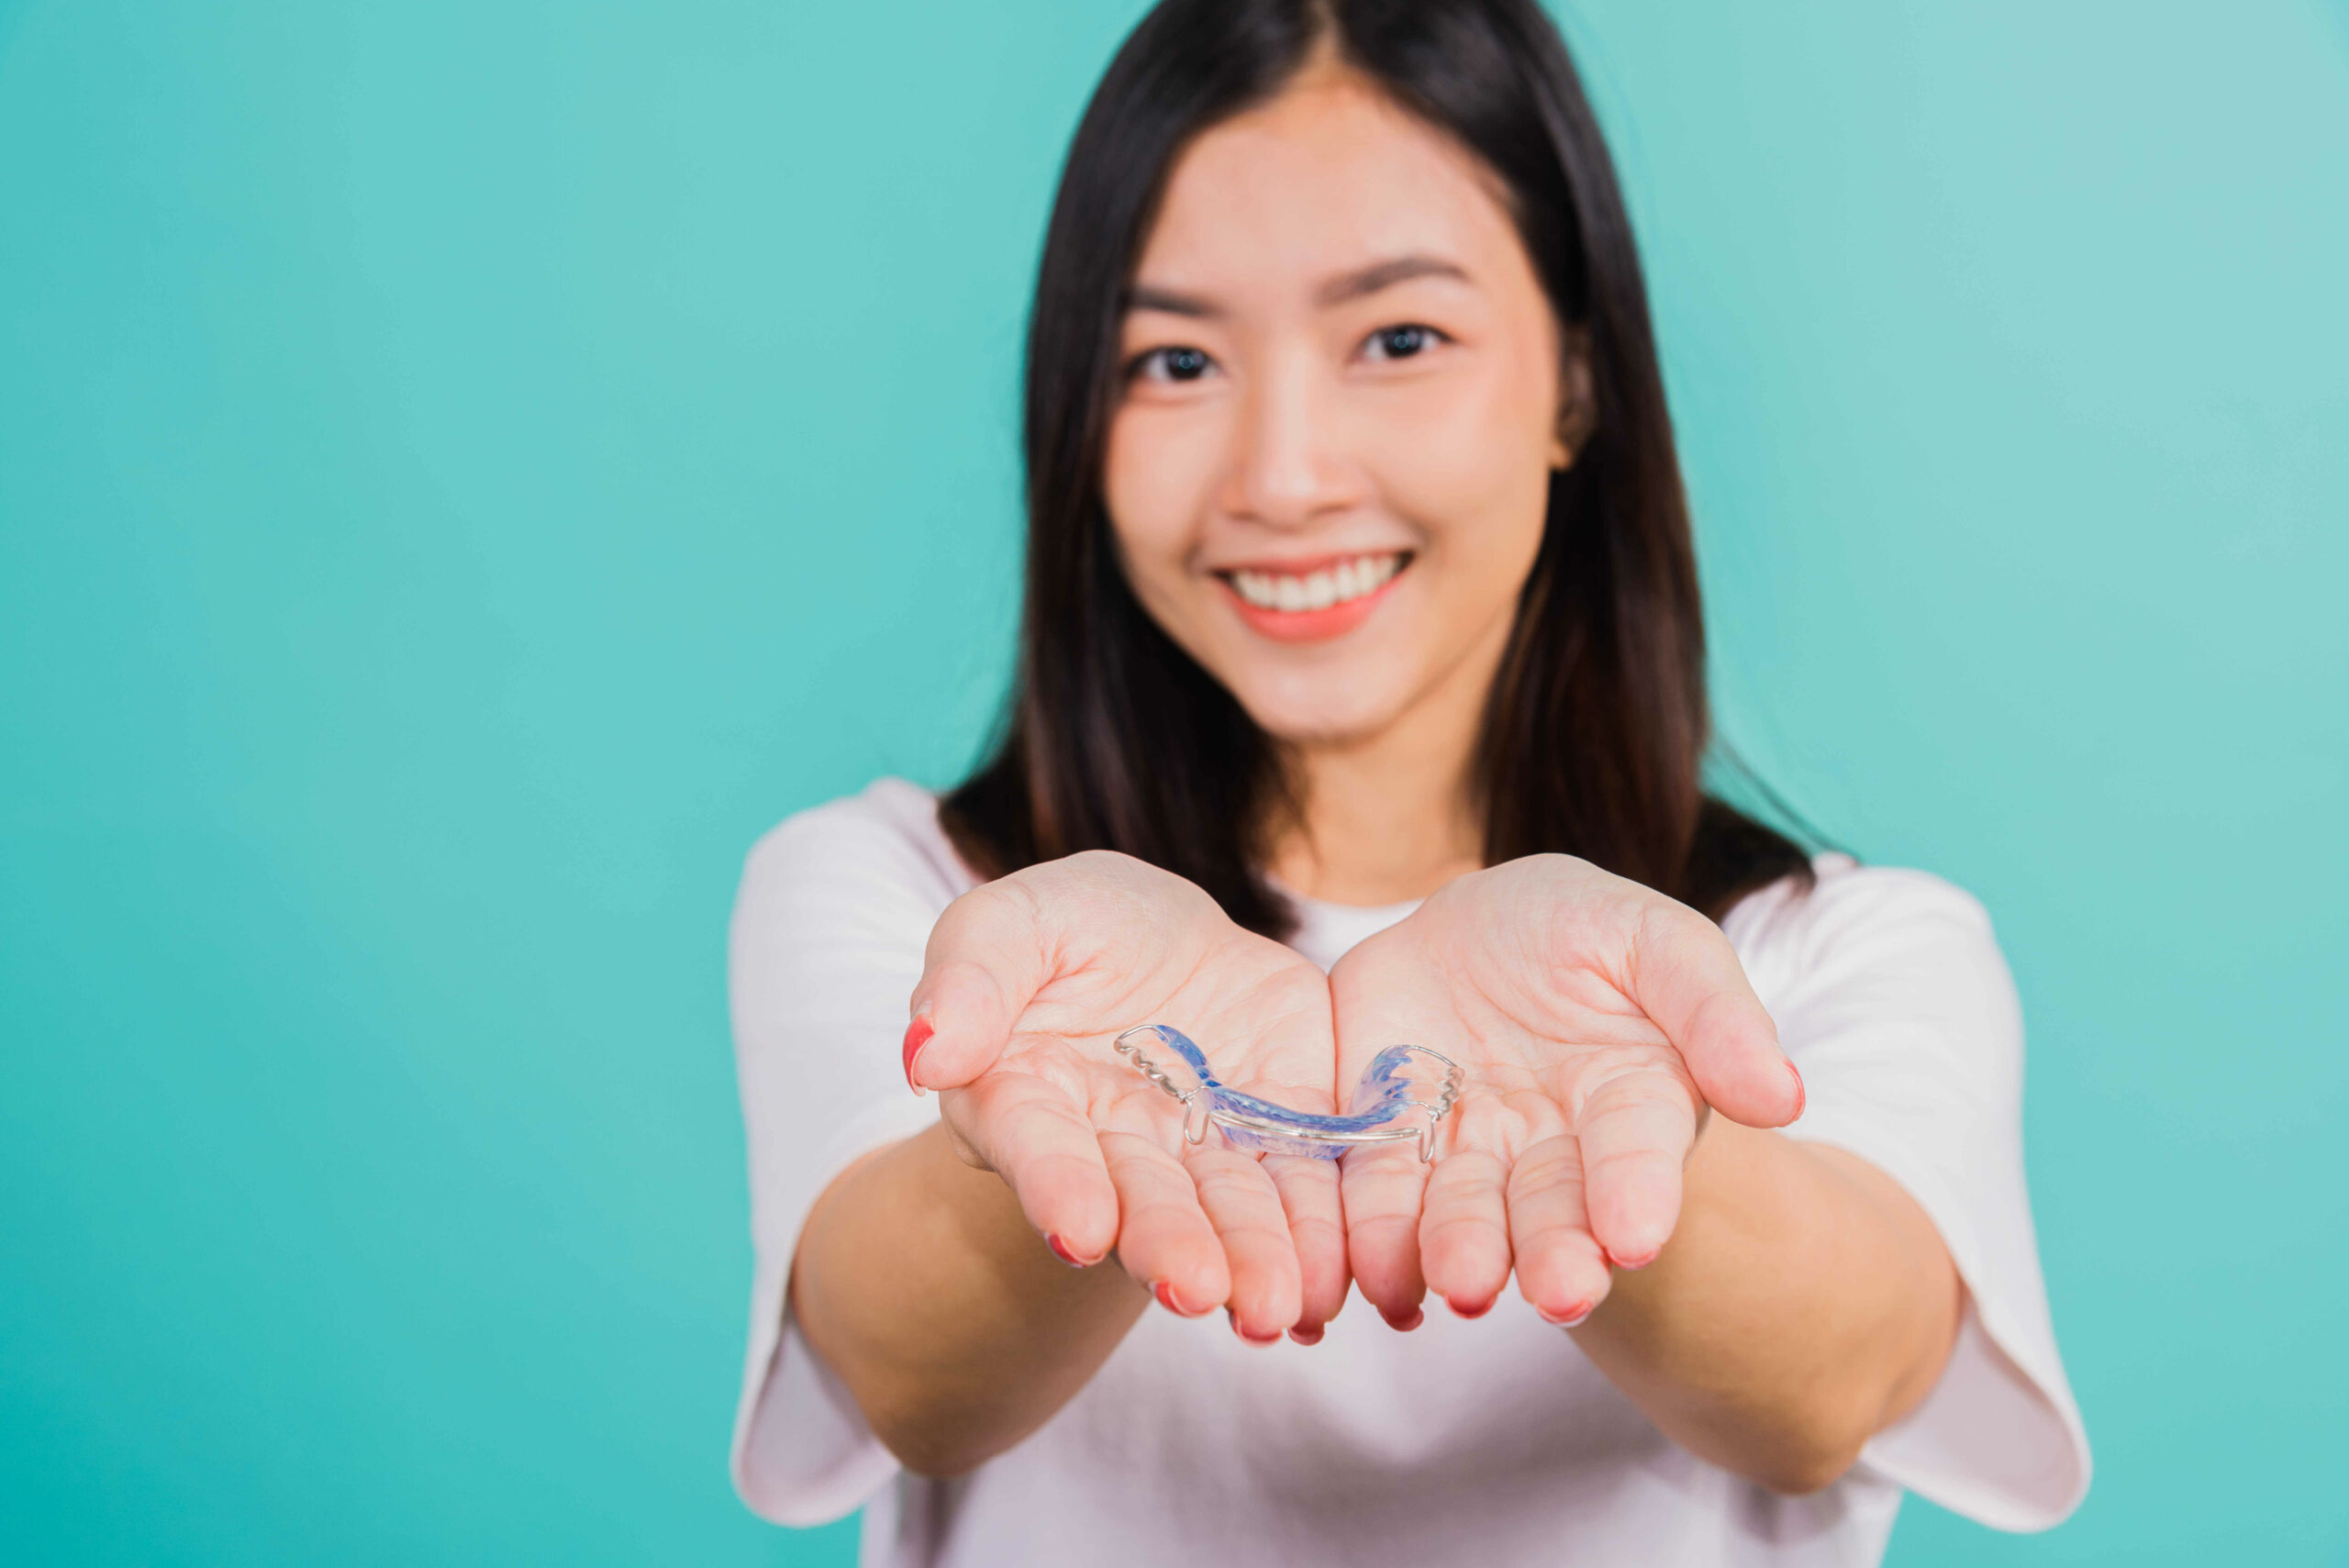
{"left": 739, "top": 776, "right": 981, "bottom": 917}
{"left": 1728, "top": 851, "right": 1995, "bottom": 935}
{"left": 1721, "top": 853, "right": 2009, "bottom": 1003}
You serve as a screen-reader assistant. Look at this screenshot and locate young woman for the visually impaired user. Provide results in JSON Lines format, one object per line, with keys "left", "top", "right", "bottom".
{"left": 729, "top": 1, "right": 2087, "bottom": 1562}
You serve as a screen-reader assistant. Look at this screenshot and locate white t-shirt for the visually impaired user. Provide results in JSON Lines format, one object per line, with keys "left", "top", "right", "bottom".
{"left": 728, "top": 778, "right": 2089, "bottom": 1566}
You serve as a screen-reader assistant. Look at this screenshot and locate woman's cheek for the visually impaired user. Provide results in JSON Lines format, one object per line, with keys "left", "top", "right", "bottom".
{"left": 1104, "top": 421, "right": 1186, "bottom": 568}
{"left": 1108, "top": 403, "right": 1224, "bottom": 530}
{"left": 1371, "top": 378, "right": 1552, "bottom": 584}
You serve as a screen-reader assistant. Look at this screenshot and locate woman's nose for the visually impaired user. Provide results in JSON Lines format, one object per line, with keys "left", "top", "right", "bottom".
{"left": 1219, "top": 349, "right": 1363, "bottom": 528}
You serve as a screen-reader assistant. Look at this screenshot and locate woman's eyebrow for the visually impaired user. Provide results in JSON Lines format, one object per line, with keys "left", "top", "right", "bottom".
{"left": 1121, "top": 255, "right": 1472, "bottom": 318}
{"left": 1316, "top": 253, "right": 1471, "bottom": 306}
{"left": 1124, "top": 284, "right": 1220, "bottom": 318}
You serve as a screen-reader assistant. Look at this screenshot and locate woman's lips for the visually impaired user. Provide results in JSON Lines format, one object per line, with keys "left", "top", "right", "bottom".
{"left": 1215, "top": 553, "right": 1410, "bottom": 644}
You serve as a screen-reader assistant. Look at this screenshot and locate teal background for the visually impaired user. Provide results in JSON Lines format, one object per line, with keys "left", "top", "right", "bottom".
{"left": 2, "top": 0, "right": 2343, "bottom": 1561}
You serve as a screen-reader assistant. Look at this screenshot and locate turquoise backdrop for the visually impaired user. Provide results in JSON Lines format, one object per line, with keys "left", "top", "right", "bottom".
{"left": 4, "top": 1, "right": 2344, "bottom": 1562}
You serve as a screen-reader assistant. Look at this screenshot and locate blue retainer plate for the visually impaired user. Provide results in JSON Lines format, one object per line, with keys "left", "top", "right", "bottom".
{"left": 1113, "top": 1024, "right": 1463, "bottom": 1162}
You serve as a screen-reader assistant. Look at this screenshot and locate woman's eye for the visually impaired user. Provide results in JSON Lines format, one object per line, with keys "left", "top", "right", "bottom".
{"left": 1130, "top": 346, "right": 1216, "bottom": 384}
{"left": 1362, "top": 324, "right": 1443, "bottom": 362}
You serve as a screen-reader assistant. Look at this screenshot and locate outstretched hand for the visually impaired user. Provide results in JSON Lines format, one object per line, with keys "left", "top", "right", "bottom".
{"left": 906, "top": 851, "right": 1349, "bottom": 1341}
{"left": 906, "top": 850, "right": 1797, "bottom": 1341}
{"left": 1329, "top": 856, "right": 1804, "bottom": 1329}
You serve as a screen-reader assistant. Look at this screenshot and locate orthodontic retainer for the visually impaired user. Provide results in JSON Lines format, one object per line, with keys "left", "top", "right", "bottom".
{"left": 1113, "top": 1024, "right": 1463, "bottom": 1162}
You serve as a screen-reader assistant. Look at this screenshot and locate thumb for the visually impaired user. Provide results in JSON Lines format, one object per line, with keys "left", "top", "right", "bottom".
{"left": 904, "top": 882, "right": 1053, "bottom": 1094}
{"left": 1624, "top": 902, "right": 1803, "bottom": 1129}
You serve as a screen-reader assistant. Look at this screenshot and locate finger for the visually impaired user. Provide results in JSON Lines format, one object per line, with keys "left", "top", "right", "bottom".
{"left": 1575, "top": 1068, "right": 1699, "bottom": 1269}
{"left": 1418, "top": 1149, "right": 1512, "bottom": 1318}
{"left": 1218, "top": 1036, "right": 1350, "bottom": 1340}
{"left": 1186, "top": 1145, "right": 1302, "bottom": 1342}
{"left": 1506, "top": 1134, "right": 1612, "bottom": 1325}
{"left": 1627, "top": 902, "right": 1801, "bottom": 1128}
{"left": 946, "top": 1071, "right": 1119, "bottom": 1264}
{"left": 905, "top": 881, "right": 1055, "bottom": 1093}
{"left": 1264, "top": 1155, "right": 1348, "bottom": 1340}
{"left": 1339, "top": 1143, "right": 1431, "bottom": 1329}
{"left": 1327, "top": 950, "right": 1453, "bottom": 1332}
{"left": 1100, "top": 1130, "right": 1228, "bottom": 1317}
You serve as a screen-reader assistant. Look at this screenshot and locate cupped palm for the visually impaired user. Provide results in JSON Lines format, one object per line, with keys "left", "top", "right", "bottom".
{"left": 909, "top": 851, "right": 1348, "bottom": 1338}
{"left": 1329, "top": 855, "right": 1803, "bottom": 1326}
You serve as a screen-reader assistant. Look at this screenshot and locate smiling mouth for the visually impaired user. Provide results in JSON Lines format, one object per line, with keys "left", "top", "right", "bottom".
{"left": 1219, "top": 551, "right": 1410, "bottom": 614}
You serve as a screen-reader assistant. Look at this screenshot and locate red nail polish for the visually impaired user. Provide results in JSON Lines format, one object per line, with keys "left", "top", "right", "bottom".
{"left": 1286, "top": 1322, "right": 1325, "bottom": 1347}
{"left": 1225, "top": 1309, "right": 1280, "bottom": 1346}
{"left": 1045, "top": 1233, "right": 1088, "bottom": 1269}
{"left": 901, "top": 1017, "right": 934, "bottom": 1093}
{"left": 1446, "top": 1296, "right": 1495, "bottom": 1320}
{"left": 1153, "top": 1281, "right": 1208, "bottom": 1318}
{"left": 1380, "top": 1306, "right": 1425, "bottom": 1332}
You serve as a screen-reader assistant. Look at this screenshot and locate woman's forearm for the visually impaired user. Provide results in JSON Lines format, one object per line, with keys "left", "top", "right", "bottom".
{"left": 1569, "top": 1120, "right": 1962, "bottom": 1494}
{"left": 790, "top": 1122, "right": 1149, "bottom": 1476}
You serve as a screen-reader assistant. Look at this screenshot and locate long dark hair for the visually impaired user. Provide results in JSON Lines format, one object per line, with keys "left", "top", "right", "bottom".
{"left": 942, "top": 0, "right": 1811, "bottom": 936}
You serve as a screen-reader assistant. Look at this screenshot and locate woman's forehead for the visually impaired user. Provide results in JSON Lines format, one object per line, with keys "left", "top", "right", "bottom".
{"left": 1132, "top": 69, "right": 1526, "bottom": 306}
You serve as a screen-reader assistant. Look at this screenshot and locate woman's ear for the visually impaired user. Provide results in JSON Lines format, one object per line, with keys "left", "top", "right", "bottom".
{"left": 1551, "top": 331, "right": 1598, "bottom": 469}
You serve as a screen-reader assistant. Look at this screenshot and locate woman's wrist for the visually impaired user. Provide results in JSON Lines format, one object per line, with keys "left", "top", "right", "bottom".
{"left": 794, "top": 1123, "right": 1150, "bottom": 1475}
{"left": 1562, "top": 1119, "right": 1958, "bottom": 1494}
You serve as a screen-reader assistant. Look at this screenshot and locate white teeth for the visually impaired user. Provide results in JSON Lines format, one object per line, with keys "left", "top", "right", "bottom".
{"left": 1226, "top": 552, "right": 1404, "bottom": 612}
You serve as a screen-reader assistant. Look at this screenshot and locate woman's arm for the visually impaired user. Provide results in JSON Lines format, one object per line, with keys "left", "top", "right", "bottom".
{"left": 790, "top": 1123, "right": 1151, "bottom": 1477}
{"left": 1569, "top": 1120, "right": 1960, "bottom": 1493}
{"left": 785, "top": 851, "right": 1350, "bottom": 1477}
{"left": 1328, "top": 854, "right": 1956, "bottom": 1495}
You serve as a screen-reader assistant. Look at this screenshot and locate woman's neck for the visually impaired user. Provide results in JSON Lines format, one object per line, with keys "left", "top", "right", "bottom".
{"left": 1264, "top": 624, "right": 1505, "bottom": 907}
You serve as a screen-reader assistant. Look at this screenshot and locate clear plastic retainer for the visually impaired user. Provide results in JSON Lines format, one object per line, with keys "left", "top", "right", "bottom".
{"left": 1112, "top": 1023, "right": 1463, "bottom": 1162}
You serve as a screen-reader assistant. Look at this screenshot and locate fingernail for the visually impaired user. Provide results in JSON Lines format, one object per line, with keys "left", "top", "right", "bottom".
{"left": 1154, "top": 1281, "right": 1209, "bottom": 1318}
{"left": 1226, "top": 1309, "right": 1281, "bottom": 1346}
{"left": 1604, "top": 1247, "right": 1655, "bottom": 1272}
{"left": 901, "top": 1017, "right": 934, "bottom": 1095}
{"left": 1445, "top": 1296, "right": 1495, "bottom": 1320}
{"left": 1379, "top": 1306, "right": 1425, "bottom": 1332}
{"left": 1045, "top": 1234, "right": 1093, "bottom": 1269}
{"left": 1286, "top": 1322, "right": 1325, "bottom": 1347}
{"left": 1785, "top": 1058, "right": 1807, "bottom": 1118}
{"left": 1539, "top": 1300, "right": 1596, "bottom": 1329}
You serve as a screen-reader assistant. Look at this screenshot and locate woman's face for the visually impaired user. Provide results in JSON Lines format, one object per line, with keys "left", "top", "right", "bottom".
{"left": 1105, "top": 62, "right": 1576, "bottom": 747}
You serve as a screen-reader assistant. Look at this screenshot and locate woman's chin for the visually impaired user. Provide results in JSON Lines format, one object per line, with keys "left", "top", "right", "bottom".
{"left": 1230, "top": 681, "right": 1417, "bottom": 750}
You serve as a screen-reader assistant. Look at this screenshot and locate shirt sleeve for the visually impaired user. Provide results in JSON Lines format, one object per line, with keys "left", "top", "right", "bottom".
{"left": 726, "top": 788, "right": 955, "bottom": 1525}
{"left": 1728, "top": 860, "right": 2092, "bottom": 1531}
